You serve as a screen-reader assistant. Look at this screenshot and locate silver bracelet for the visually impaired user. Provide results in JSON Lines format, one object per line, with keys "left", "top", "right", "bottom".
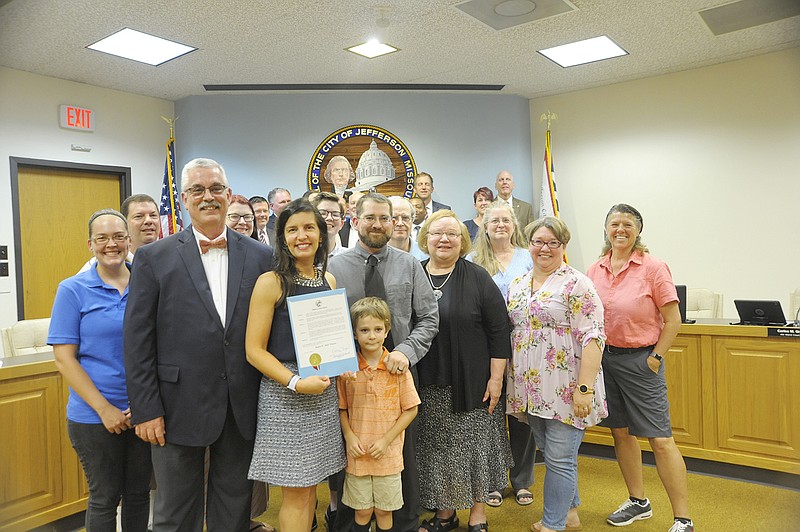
{"left": 287, "top": 375, "right": 300, "bottom": 392}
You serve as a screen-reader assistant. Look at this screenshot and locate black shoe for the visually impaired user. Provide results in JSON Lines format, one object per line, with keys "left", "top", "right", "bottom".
{"left": 325, "top": 507, "right": 337, "bottom": 530}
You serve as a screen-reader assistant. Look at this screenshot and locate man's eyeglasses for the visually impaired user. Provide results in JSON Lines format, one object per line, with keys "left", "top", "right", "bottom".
{"left": 185, "top": 184, "right": 228, "bottom": 198}
{"left": 392, "top": 215, "right": 412, "bottom": 223}
{"left": 92, "top": 233, "right": 128, "bottom": 244}
{"left": 360, "top": 215, "right": 392, "bottom": 224}
{"left": 227, "top": 213, "right": 254, "bottom": 223}
{"left": 318, "top": 209, "right": 343, "bottom": 220}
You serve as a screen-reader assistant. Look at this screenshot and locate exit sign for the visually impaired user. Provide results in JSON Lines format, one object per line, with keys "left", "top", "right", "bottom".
{"left": 59, "top": 105, "right": 95, "bottom": 131}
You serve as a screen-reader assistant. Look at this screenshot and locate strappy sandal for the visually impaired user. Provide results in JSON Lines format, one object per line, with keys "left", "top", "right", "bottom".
{"left": 419, "top": 512, "right": 459, "bottom": 532}
{"left": 468, "top": 523, "right": 488, "bottom": 532}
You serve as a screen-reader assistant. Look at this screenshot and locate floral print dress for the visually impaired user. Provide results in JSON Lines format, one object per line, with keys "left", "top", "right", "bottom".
{"left": 506, "top": 263, "right": 608, "bottom": 429}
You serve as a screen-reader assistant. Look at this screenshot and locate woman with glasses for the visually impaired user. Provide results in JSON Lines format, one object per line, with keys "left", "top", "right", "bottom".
{"left": 468, "top": 200, "right": 535, "bottom": 508}
{"left": 48, "top": 209, "right": 152, "bottom": 531}
{"left": 586, "top": 204, "right": 693, "bottom": 532}
{"left": 226, "top": 194, "right": 259, "bottom": 241}
{"left": 463, "top": 187, "right": 494, "bottom": 242}
{"left": 415, "top": 210, "right": 512, "bottom": 532}
{"left": 506, "top": 217, "right": 607, "bottom": 532}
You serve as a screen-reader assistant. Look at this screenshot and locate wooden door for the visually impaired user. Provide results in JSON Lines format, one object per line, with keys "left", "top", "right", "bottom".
{"left": 13, "top": 162, "right": 128, "bottom": 319}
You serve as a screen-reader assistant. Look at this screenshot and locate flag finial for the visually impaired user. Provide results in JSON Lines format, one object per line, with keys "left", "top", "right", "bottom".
{"left": 161, "top": 115, "right": 179, "bottom": 139}
{"left": 539, "top": 111, "right": 558, "bottom": 130}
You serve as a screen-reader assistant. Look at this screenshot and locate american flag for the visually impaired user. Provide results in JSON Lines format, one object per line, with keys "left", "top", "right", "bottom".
{"left": 159, "top": 136, "right": 183, "bottom": 237}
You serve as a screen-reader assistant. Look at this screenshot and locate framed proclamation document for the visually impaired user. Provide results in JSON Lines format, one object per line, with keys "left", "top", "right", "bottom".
{"left": 287, "top": 288, "right": 359, "bottom": 378}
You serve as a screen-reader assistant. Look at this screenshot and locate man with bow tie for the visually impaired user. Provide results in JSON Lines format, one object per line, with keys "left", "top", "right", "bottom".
{"left": 124, "top": 157, "right": 274, "bottom": 531}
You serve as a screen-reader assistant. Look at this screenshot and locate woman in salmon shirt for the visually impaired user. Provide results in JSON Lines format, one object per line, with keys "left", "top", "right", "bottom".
{"left": 586, "top": 204, "right": 693, "bottom": 532}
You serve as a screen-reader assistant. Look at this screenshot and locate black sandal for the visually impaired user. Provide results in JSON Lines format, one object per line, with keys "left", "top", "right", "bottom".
{"left": 468, "top": 524, "right": 488, "bottom": 532}
{"left": 419, "top": 512, "right": 459, "bottom": 532}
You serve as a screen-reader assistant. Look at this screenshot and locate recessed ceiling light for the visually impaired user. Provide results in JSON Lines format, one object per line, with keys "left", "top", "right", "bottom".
{"left": 346, "top": 40, "right": 399, "bottom": 59}
{"left": 494, "top": 0, "right": 537, "bottom": 17}
{"left": 87, "top": 28, "right": 196, "bottom": 66}
{"left": 538, "top": 35, "right": 628, "bottom": 67}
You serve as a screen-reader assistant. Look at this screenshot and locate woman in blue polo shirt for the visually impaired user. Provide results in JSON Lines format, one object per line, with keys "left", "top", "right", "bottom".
{"left": 48, "top": 209, "right": 152, "bottom": 532}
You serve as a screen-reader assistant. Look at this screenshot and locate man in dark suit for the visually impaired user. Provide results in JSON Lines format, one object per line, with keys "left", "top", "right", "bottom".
{"left": 413, "top": 172, "right": 450, "bottom": 217}
{"left": 266, "top": 187, "right": 291, "bottom": 245}
{"left": 125, "top": 158, "right": 274, "bottom": 532}
{"left": 496, "top": 169, "right": 535, "bottom": 229}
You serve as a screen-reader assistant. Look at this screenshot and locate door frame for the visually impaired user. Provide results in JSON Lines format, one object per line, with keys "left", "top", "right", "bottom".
{"left": 9, "top": 157, "right": 132, "bottom": 320}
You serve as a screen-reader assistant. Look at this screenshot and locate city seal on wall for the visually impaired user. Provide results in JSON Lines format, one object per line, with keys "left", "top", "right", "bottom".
{"left": 307, "top": 124, "right": 417, "bottom": 198}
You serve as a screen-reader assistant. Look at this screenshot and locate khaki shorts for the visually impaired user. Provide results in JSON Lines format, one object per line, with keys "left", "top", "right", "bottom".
{"left": 341, "top": 472, "right": 403, "bottom": 511}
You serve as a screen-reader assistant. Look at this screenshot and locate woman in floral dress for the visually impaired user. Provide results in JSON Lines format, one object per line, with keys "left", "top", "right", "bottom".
{"left": 506, "top": 217, "right": 607, "bottom": 532}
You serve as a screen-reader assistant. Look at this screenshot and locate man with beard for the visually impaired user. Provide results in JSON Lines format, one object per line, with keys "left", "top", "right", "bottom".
{"left": 328, "top": 192, "right": 439, "bottom": 532}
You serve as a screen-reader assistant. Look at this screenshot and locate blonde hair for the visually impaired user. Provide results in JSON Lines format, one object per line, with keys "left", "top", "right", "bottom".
{"left": 470, "top": 201, "right": 526, "bottom": 276}
{"left": 350, "top": 296, "right": 392, "bottom": 332}
{"left": 599, "top": 204, "right": 649, "bottom": 257}
{"left": 416, "top": 210, "right": 471, "bottom": 257}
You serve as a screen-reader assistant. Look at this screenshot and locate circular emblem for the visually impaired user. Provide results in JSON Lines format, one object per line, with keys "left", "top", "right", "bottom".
{"left": 307, "top": 124, "right": 417, "bottom": 198}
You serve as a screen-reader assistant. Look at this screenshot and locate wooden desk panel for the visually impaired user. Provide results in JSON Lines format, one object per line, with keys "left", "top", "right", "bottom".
{"left": 584, "top": 321, "right": 800, "bottom": 475}
{"left": 0, "top": 358, "right": 87, "bottom": 531}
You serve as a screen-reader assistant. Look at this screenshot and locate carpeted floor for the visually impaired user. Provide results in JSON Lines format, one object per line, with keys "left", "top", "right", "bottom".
{"left": 255, "top": 456, "right": 800, "bottom": 531}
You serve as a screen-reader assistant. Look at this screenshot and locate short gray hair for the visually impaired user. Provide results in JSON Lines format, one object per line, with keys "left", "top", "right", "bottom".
{"left": 181, "top": 158, "right": 228, "bottom": 190}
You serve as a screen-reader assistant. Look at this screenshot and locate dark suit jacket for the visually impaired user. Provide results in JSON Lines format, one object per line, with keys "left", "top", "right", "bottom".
{"left": 124, "top": 226, "right": 274, "bottom": 446}
{"left": 431, "top": 200, "right": 451, "bottom": 212}
{"left": 266, "top": 213, "right": 277, "bottom": 246}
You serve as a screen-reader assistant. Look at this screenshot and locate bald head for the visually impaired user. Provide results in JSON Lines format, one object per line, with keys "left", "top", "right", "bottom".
{"left": 495, "top": 170, "right": 515, "bottom": 200}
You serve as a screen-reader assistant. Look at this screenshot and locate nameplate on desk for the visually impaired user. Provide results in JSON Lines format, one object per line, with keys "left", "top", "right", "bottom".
{"left": 767, "top": 327, "right": 800, "bottom": 338}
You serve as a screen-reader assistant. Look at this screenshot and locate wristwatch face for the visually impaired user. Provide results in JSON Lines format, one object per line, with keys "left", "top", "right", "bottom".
{"left": 578, "top": 384, "right": 590, "bottom": 394}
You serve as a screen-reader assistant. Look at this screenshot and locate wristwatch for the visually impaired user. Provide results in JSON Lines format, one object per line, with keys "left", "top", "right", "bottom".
{"left": 577, "top": 384, "right": 594, "bottom": 395}
{"left": 287, "top": 375, "right": 300, "bottom": 392}
{"left": 650, "top": 352, "right": 664, "bottom": 362}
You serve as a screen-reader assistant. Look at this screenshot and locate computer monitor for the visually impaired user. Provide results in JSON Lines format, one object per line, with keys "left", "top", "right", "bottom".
{"left": 675, "top": 285, "right": 691, "bottom": 323}
{"left": 733, "top": 300, "right": 787, "bottom": 326}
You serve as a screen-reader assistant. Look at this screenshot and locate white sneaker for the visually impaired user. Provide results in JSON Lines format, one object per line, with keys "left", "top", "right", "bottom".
{"left": 668, "top": 520, "right": 694, "bottom": 532}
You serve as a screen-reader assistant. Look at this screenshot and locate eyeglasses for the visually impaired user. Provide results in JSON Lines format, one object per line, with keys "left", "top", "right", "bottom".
{"left": 184, "top": 184, "right": 228, "bottom": 198}
{"left": 92, "top": 233, "right": 128, "bottom": 244}
{"left": 227, "top": 213, "right": 254, "bottom": 223}
{"left": 360, "top": 215, "right": 392, "bottom": 224}
{"left": 487, "top": 217, "right": 513, "bottom": 226}
{"left": 530, "top": 239, "right": 563, "bottom": 249}
{"left": 392, "top": 215, "right": 412, "bottom": 223}
{"left": 318, "top": 209, "right": 342, "bottom": 220}
{"left": 429, "top": 231, "right": 461, "bottom": 240}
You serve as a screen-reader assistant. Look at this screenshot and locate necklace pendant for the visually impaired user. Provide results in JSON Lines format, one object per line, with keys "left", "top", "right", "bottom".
{"left": 433, "top": 289, "right": 442, "bottom": 301}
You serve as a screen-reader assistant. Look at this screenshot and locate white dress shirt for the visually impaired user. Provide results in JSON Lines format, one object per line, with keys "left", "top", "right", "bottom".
{"left": 192, "top": 226, "right": 228, "bottom": 327}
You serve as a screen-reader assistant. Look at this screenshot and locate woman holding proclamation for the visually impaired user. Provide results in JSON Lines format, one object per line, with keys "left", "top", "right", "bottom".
{"left": 586, "top": 204, "right": 693, "bottom": 532}
{"left": 48, "top": 209, "right": 152, "bottom": 531}
{"left": 245, "top": 199, "right": 346, "bottom": 532}
{"left": 469, "top": 199, "right": 535, "bottom": 508}
{"left": 415, "top": 210, "right": 512, "bottom": 532}
{"left": 506, "top": 217, "right": 606, "bottom": 532}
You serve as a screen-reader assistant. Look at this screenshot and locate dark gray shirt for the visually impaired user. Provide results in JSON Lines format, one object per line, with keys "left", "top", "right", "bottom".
{"left": 329, "top": 243, "right": 439, "bottom": 366}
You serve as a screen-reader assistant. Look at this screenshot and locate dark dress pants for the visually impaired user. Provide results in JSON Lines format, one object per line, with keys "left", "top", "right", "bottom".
{"left": 508, "top": 414, "right": 536, "bottom": 491}
{"left": 151, "top": 403, "right": 254, "bottom": 532}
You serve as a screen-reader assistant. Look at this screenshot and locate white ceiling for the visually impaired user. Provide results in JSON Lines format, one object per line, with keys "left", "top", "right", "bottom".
{"left": 1, "top": 0, "right": 798, "bottom": 102}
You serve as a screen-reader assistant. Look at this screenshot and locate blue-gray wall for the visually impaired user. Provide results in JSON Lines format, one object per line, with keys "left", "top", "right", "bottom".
{"left": 174, "top": 92, "right": 533, "bottom": 220}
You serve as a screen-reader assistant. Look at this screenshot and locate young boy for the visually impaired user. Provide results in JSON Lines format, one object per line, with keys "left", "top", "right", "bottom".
{"left": 338, "top": 297, "right": 420, "bottom": 532}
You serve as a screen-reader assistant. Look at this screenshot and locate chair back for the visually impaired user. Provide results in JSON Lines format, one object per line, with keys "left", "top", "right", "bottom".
{"left": 686, "top": 288, "right": 723, "bottom": 319}
{"left": 1, "top": 318, "right": 52, "bottom": 357}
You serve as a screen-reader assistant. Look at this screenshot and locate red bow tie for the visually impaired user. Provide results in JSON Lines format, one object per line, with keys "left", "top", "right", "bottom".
{"left": 199, "top": 237, "right": 227, "bottom": 254}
